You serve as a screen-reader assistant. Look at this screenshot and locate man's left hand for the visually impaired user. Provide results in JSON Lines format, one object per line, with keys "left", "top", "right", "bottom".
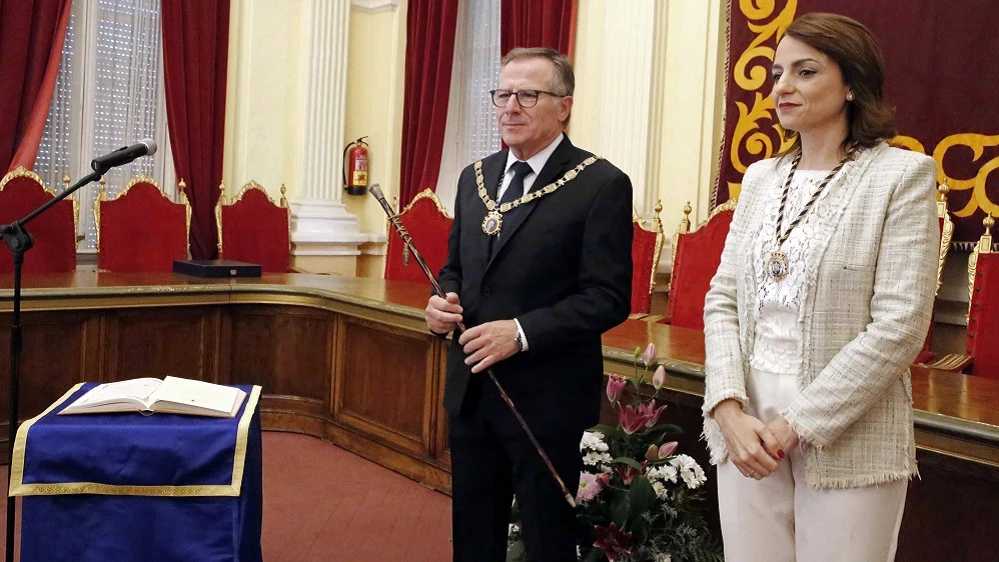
{"left": 459, "top": 320, "right": 520, "bottom": 373}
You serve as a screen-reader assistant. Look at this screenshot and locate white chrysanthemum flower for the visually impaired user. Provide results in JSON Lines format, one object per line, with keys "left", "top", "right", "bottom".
{"left": 583, "top": 451, "right": 613, "bottom": 466}
{"left": 651, "top": 480, "right": 668, "bottom": 500}
{"left": 598, "top": 463, "right": 613, "bottom": 474}
{"left": 671, "top": 454, "right": 706, "bottom": 489}
{"left": 579, "top": 431, "right": 608, "bottom": 452}
{"left": 657, "top": 555, "right": 672, "bottom": 562}
{"left": 658, "top": 464, "right": 678, "bottom": 483}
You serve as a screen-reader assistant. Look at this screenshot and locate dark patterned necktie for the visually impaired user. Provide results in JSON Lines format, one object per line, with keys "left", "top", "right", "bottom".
{"left": 490, "top": 161, "right": 534, "bottom": 257}
{"left": 500, "top": 161, "right": 533, "bottom": 205}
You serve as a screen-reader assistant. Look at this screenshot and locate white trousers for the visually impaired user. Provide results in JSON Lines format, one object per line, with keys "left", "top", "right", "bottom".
{"left": 717, "top": 368, "right": 908, "bottom": 562}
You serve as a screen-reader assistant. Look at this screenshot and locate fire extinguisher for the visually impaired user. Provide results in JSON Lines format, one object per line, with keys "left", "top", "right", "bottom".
{"left": 343, "top": 136, "right": 369, "bottom": 195}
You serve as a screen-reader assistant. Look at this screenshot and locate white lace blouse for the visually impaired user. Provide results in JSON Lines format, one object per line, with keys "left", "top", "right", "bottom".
{"left": 750, "top": 168, "right": 838, "bottom": 376}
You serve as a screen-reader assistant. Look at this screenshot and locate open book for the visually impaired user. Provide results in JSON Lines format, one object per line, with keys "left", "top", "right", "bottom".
{"left": 59, "top": 376, "right": 247, "bottom": 418}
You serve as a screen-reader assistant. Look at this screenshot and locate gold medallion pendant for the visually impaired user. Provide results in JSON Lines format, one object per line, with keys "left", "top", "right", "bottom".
{"left": 473, "top": 156, "right": 601, "bottom": 237}
{"left": 767, "top": 250, "right": 789, "bottom": 281}
{"left": 482, "top": 211, "right": 503, "bottom": 236}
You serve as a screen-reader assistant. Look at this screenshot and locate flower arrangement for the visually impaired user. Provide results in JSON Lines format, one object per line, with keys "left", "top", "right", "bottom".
{"left": 508, "top": 343, "right": 722, "bottom": 562}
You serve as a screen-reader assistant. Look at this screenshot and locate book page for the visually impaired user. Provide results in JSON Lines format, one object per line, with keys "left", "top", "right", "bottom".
{"left": 65, "top": 378, "right": 162, "bottom": 410}
{"left": 150, "top": 376, "right": 243, "bottom": 416}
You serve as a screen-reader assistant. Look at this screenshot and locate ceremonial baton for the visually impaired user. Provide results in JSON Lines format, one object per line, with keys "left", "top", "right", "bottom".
{"left": 369, "top": 184, "right": 577, "bottom": 508}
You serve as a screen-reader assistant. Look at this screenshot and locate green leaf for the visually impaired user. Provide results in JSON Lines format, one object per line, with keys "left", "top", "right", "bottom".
{"left": 582, "top": 547, "right": 605, "bottom": 562}
{"left": 588, "top": 424, "right": 620, "bottom": 438}
{"left": 609, "top": 493, "right": 630, "bottom": 528}
{"left": 628, "top": 476, "right": 657, "bottom": 519}
{"left": 611, "top": 456, "right": 643, "bottom": 471}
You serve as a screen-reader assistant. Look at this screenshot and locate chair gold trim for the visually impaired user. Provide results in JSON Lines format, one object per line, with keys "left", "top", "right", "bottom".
{"left": 936, "top": 182, "right": 955, "bottom": 296}
{"left": 968, "top": 214, "right": 995, "bottom": 322}
{"left": 215, "top": 180, "right": 292, "bottom": 257}
{"left": 635, "top": 201, "right": 666, "bottom": 294}
{"left": 668, "top": 198, "right": 737, "bottom": 296}
{"left": 0, "top": 167, "right": 80, "bottom": 249}
{"left": 0, "top": 166, "right": 56, "bottom": 196}
{"left": 923, "top": 213, "right": 991, "bottom": 372}
{"left": 94, "top": 175, "right": 192, "bottom": 254}
{"left": 392, "top": 188, "right": 452, "bottom": 265}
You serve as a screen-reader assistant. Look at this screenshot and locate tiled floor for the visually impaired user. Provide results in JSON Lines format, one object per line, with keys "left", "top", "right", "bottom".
{"left": 0, "top": 431, "right": 453, "bottom": 561}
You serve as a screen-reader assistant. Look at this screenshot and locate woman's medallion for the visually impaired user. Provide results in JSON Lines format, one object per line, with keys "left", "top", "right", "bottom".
{"left": 767, "top": 250, "right": 789, "bottom": 281}
{"left": 482, "top": 211, "right": 503, "bottom": 236}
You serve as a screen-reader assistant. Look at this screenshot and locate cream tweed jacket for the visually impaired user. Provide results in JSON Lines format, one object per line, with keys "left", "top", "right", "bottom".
{"left": 702, "top": 142, "right": 939, "bottom": 488}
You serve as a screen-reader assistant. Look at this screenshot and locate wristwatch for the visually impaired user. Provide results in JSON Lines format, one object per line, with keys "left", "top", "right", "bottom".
{"left": 514, "top": 331, "right": 524, "bottom": 352}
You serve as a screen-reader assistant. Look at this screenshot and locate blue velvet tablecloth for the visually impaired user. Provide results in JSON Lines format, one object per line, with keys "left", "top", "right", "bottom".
{"left": 8, "top": 383, "right": 263, "bottom": 562}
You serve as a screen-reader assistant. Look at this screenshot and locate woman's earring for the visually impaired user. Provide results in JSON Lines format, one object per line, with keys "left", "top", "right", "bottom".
{"left": 846, "top": 92, "right": 854, "bottom": 101}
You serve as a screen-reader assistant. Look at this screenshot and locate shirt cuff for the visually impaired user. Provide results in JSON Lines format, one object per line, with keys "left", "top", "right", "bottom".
{"left": 514, "top": 319, "right": 529, "bottom": 352}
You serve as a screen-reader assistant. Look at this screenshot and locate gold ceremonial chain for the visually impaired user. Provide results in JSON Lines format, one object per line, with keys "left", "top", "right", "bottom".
{"left": 767, "top": 148, "right": 853, "bottom": 281}
{"left": 476, "top": 156, "right": 600, "bottom": 236}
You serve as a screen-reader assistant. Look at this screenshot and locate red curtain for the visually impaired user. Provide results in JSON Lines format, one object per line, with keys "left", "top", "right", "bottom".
{"left": 399, "top": 0, "right": 459, "bottom": 207}
{"left": 719, "top": 0, "right": 999, "bottom": 245}
{"left": 161, "top": 0, "right": 230, "bottom": 259}
{"left": 500, "top": 0, "right": 576, "bottom": 57}
{"left": 0, "top": 0, "right": 72, "bottom": 173}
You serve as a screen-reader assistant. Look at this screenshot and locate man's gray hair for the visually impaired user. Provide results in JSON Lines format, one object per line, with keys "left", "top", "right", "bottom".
{"left": 501, "top": 47, "right": 574, "bottom": 97}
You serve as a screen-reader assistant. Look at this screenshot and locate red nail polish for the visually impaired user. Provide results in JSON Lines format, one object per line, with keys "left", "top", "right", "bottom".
{"left": 777, "top": 449, "right": 785, "bottom": 459}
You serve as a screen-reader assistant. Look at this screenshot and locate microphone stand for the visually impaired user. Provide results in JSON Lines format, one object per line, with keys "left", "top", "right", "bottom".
{"left": 368, "top": 184, "right": 577, "bottom": 508}
{"left": 1, "top": 169, "right": 103, "bottom": 562}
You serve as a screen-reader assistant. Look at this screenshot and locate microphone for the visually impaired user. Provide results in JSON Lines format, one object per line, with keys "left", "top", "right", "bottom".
{"left": 91, "top": 139, "right": 158, "bottom": 173}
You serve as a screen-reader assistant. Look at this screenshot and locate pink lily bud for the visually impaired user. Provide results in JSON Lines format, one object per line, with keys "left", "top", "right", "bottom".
{"left": 658, "top": 441, "right": 679, "bottom": 459}
{"left": 652, "top": 365, "right": 666, "bottom": 390}
{"left": 641, "top": 343, "right": 656, "bottom": 367}
{"left": 606, "top": 376, "right": 628, "bottom": 404}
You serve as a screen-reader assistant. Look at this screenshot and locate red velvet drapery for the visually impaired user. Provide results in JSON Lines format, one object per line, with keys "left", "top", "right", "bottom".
{"left": 0, "top": 0, "right": 72, "bottom": 173}
{"left": 398, "top": 0, "right": 460, "bottom": 207}
{"left": 500, "top": 0, "right": 576, "bottom": 57}
{"left": 161, "top": 0, "right": 230, "bottom": 259}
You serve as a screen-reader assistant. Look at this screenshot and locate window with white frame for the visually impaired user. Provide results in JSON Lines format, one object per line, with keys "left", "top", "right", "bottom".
{"left": 34, "top": 0, "right": 174, "bottom": 253}
{"left": 434, "top": 0, "right": 502, "bottom": 213}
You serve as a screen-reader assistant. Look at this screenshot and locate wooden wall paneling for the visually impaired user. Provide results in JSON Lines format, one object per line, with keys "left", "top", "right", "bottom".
{"left": 332, "top": 315, "right": 436, "bottom": 458}
{"left": 0, "top": 310, "right": 102, "bottom": 459}
{"left": 226, "top": 305, "right": 333, "bottom": 403}
{"left": 102, "top": 306, "right": 221, "bottom": 383}
{"left": 896, "top": 451, "right": 999, "bottom": 561}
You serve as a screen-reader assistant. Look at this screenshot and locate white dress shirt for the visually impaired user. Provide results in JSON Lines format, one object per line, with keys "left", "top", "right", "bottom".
{"left": 497, "top": 132, "right": 565, "bottom": 352}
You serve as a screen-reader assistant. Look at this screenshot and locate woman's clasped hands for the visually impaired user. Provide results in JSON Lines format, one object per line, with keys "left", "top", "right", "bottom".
{"left": 713, "top": 399, "right": 799, "bottom": 480}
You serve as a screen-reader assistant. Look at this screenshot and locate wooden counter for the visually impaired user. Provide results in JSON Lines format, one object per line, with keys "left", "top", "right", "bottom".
{"left": 1, "top": 272, "right": 996, "bottom": 559}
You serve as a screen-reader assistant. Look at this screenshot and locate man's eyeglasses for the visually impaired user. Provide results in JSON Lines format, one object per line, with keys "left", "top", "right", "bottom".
{"left": 490, "top": 89, "right": 566, "bottom": 108}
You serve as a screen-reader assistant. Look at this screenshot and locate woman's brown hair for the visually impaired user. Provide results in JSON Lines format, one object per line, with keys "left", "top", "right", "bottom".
{"left": 780, "top": 12, "right": 897, "bottom": 153}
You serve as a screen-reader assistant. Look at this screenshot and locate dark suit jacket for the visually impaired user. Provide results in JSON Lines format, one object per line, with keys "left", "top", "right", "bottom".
{"left": 438, "top": 136, "right": 633, "bottom": 435}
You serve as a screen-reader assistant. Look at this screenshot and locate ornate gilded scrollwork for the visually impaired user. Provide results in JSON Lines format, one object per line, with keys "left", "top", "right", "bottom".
{"left": 726, "top": 3, "right": 999, "bottom": 222}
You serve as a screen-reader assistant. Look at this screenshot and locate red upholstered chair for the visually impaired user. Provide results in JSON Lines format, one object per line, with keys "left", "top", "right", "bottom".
{"left": 95, "top": 175, "right": 190, "bottom": 272}
{"left": 923, "top": 214, "right": 994, "bottom": 374}
{"left": 384, "top": 188, "right": 453, "bottom": 285}
{"left": 216, "top": 180, "right": 290, "bottom": 273}
{"left": 914, "top": 183, "right": 956, "bottom": 365}
{"left": 0, "top": 168, "right": 78, "bottom": 274}
{"left": 662, "top": 199, "right": 737, "bottom": 330}
{"left": 964, "top": 216, "right": 999, "bottom": 379}
{"left": 630, "top": 202, "right": 666, "bottom": 315}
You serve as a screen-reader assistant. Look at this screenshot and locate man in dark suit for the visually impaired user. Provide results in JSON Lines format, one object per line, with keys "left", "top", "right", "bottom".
{"left": 425, "top": 47, "right": 633, "bottom": 561}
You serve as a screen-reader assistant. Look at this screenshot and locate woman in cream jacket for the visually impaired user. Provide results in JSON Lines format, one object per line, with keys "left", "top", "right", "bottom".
{"left": 702, "top": 13, "right": 939, "bottom": 562}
